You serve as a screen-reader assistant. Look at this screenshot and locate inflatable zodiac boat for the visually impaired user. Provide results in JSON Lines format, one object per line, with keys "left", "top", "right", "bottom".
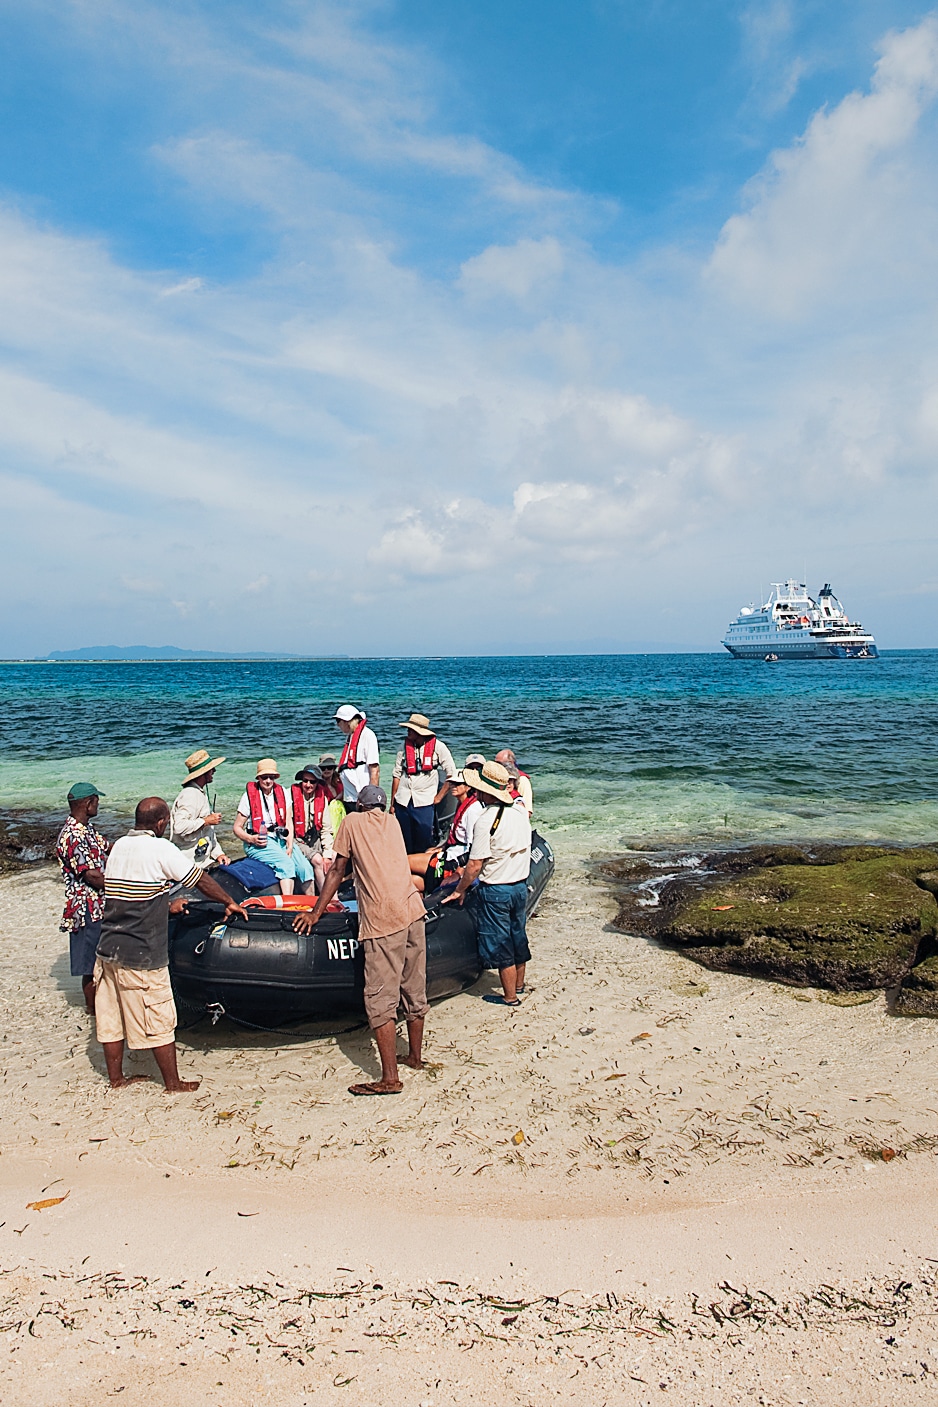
{"left": 168, "top": 831, "right": 555, "bottom": 1028}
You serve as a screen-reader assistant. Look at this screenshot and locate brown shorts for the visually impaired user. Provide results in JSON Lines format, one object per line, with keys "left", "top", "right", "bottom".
{"left": 93, "top": 960, "right": 177, "bottom": 1050}
{"left": 362, "top": 920, "right": 429, "bottom": 1030}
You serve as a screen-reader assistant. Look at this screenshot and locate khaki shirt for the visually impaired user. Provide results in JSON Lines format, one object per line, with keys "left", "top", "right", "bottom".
{"left": 169, "top": 784, "right": 225, "bottom": 864}
{"left": 392, "top": 739, "right": 457, "bottom": 808}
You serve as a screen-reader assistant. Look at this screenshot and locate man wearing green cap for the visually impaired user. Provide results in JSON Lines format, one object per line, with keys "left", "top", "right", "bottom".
{"left": 56, "top": 784, "right": 109, "bottom": 1012}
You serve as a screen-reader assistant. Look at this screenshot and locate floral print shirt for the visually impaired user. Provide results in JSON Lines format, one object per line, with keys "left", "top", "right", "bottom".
{"left": 56, "top": 817, "right": 109, "bottom": 932}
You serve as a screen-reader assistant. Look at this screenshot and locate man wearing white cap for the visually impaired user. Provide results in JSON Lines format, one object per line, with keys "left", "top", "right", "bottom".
{"left": 334, "top": 705, "right": 380, "bottom": 806}
{"left": 391, "top": 712, "right": 457, "bottom": 853}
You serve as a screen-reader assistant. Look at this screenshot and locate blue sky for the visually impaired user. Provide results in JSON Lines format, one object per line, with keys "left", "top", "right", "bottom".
{"left": 2, "top": 1, "right": 938, "bottom": 653}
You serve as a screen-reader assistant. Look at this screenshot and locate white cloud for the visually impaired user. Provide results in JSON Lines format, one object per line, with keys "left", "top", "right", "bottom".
{"left": 709, "top": 13, "right": 938, "bottom": 316}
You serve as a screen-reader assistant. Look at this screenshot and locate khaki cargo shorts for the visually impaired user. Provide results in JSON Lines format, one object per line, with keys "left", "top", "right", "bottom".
{"left": 93, "top": 960, "right": 177, "bottom": 1050}
{"left": 362, "top": 920, "right": 429, "bottom": 1030}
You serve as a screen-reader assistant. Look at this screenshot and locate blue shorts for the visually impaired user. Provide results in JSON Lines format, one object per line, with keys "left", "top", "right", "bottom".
{"left": 69, "top": 919, "right": 101, "bottom": 976}
{"left": 244, "top": 837, "right": 315, "bottom": 885}
{"left": 473, "top": 881, "right": 531, "bottom": 970}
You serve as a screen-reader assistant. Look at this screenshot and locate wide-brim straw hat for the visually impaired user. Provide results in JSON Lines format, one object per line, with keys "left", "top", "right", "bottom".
{"left": 399, "top": 712, "right": 434, "bottom": 737}
{"left": 256, "top": 757, "right": 280, "bottom": 778}
{"left": 462, "top": 760, "right": 514, "bottom": 804}
{"left": 184, "top": 749, "right": 226, "bottom": 783}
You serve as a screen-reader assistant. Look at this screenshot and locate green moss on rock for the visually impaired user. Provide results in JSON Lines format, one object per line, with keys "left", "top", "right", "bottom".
{"left": 653, "top": 850, "right": 938, "bottom": 991}
{"left": 896, "top": 954, "right": 938, "bottom": 1016}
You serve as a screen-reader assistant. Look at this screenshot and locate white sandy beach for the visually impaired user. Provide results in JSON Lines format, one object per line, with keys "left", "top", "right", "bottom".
{"left": 2, "top": 856, "right": 938, "bottom": 1405}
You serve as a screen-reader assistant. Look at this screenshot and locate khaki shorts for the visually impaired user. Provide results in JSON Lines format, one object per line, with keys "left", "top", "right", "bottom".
{"left": 93, "top": 960, "right": 177, "bottom": 1050}
{"left": 362, "top": 920, "right": 428, "bottom": 1030}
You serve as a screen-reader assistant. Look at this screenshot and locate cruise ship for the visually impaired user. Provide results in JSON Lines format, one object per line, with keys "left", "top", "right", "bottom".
{"left": 722, "top": 581, "right": 878, "bottom": 660}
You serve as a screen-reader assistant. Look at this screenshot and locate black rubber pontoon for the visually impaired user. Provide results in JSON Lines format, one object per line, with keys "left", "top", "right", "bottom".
{"left": 168, "top": 831, "right": 555, "bottom": 1028}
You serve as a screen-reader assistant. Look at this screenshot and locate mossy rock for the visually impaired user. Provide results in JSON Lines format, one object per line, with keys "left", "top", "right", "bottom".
{"left": 896, "top": 954, "right": 938, "bottom": 1016}
{"left": 655, "top": 851, "right": 938, "bottom": 991}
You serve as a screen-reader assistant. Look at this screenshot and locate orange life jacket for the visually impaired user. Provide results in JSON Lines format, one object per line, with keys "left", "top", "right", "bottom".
{"left": 339, "top": 719, "right": 367, "bottom": 770}
{"left": 246, "top": 780, "right": 286, "bottom": 833}
{"left": 404, "top": 736, "right": 437, "bottom": 774}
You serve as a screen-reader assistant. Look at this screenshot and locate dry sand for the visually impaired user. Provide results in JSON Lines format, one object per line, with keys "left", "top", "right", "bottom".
{"left": 2, "top": 856, "right": 938, "bottom": 1405}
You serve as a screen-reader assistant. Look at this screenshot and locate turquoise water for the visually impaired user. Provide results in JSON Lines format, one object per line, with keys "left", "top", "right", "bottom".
{"left": 1, "top": 653, "right": 936, "bottom": 857}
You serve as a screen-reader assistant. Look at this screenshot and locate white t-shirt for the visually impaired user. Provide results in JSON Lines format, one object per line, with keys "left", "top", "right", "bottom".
{"left": 339, "top": 725, "right": 380, "bottom": 802}
{"left": 447, "top": 798, "right": 484, "bottom": 857}
{"left": 236, "top": 789, "right": 284, "bottom": 831}
{"left": 469, "top": 802, "right": 532, "bottom": 885}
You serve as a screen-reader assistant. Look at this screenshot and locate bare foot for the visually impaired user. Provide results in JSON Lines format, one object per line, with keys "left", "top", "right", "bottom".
{"left": 402, "top": 1055, "right": 424, "bottom": 1069}
{"left": 108, "top": 1075, "right": 150, "bottom": 1088}
{"left": 163, "top": 1079, "right": 201, "bottom": 1093}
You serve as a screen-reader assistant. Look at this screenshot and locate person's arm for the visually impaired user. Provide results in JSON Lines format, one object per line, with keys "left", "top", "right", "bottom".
{"left": 390, "top": 776, "right": 400, "bottom": 805}
{"left": 433, "top": 744, "right": 457, "bottom": 807}
{"left": 320, "top": 801, "right": 335, "bottom": 860}
{"left": 434, "top": 779, "right": 452, "bottom": 807}
{"left": 194, "top": 870, "right": 249, "bottom": 920}
{"left": 232, "top": 811, "right": 262, "bottom": 847}
{"left": 284, "top": 807, "right": 295, "bottom": 856}
{"left": 292, "top": 855, "right": 348, "bottom": 932}
{"left": 83, "top": 867, "right": 106, "bottom": 892}
{"left": 368, "top": 732, "right": 380, "bottom": 787}
{"left": 442, "top": 857, "right": 483, "bottom": 904}
{"left": 369, "top": 763, "right": 380, "bottom": 786}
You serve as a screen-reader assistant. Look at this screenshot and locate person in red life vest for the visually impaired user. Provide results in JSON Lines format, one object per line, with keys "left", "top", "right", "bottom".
{"left": 495, "top": 747, "right": 534, "bottom": 815}
{"left": 407, "top": 771, "right": 485, "bottom": 892}
{"left": 231, "top": 759, "right": 316, "bottom": 895}
{"left": 334, "top": 705, "right": 380, "bottom": 805}
{"left": 317, "top": 754, "right": 344, "bottom": 800}
{"left": 391, "top": 712, "right": 457, "bottom": 853}
{"left": 290, "top": 764, "right": 341, "bottom": 893}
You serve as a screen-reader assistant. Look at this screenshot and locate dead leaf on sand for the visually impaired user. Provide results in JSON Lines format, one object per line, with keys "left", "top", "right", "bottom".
{"left": 512, "top": 1130, "right": 525, "bottom": 1145}
{"left": 605, "top": 1073, "right": 629, "bottom": 1081}
{"left": 26, "top": 1193, "right": 69, "bottom": 1211}
{"left": 880, "top": 1148, "right": 897, "bottom": 1163}
{"left": 632, "top": 1032, "right": 653, "bottom": 1043}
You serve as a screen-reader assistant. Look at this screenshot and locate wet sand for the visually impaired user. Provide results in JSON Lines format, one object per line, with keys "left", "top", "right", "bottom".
{"left": 2, "top": 858, "right": 938, "bottom": 1404}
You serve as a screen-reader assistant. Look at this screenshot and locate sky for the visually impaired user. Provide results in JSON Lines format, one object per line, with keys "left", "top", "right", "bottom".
{"left": 2, "top": 0, "right": 938, "bottom": 655}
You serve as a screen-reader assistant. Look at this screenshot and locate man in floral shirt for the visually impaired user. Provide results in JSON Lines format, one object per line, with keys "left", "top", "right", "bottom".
{"left": 56, "top": 783, "right": 109, "bottom": 1012}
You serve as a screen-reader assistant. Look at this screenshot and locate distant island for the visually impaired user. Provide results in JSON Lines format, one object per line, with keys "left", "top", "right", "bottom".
{"left": 37, "top": 646, "right": 349, "bottom": 662}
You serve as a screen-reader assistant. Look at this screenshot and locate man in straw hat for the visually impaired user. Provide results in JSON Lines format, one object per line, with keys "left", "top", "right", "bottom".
{"left": 391, "top": 712, "right": 457, "bottom": 853}
{"left": 443, "top": 761, "right": 532, "bottom": 1008}
{"left": 293, "top": 785, "right": 428, "bottom": 1095}
{"left": 169, "top": 750, "right": 229, "bottom": 868}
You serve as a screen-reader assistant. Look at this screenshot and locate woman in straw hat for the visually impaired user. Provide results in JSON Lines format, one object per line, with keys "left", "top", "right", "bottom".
{"left": 232, "top": 759, "right": 316, "bottom": 894}
{"left": 169, "top": 750, "right": 229, "bottom": 868}
{"left": 443, "top": 761, "right": 532, "bottom": 1007}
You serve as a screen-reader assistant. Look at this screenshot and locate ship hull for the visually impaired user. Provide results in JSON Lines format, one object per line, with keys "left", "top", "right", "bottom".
{"left": 723, "top": 641, "right": 878, "bottom": 660}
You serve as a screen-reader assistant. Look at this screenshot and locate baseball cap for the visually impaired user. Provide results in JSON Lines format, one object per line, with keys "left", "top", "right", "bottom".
{"left": 67, "top": 783, "right": 104, "bottom": 801}
{"left": 357, "top": 785, "right": 387, "bottom": 810}
{"left": 334, "top": 704, "right": 365, "bottom": 722}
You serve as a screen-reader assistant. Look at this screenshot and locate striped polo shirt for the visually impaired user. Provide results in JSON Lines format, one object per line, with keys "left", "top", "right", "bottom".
{"left": 96, "top": 830, "right": 201, "bottom": 970}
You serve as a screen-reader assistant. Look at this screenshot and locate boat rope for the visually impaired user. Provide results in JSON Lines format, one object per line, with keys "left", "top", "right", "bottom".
{"left": 177, "top": 999, "right": 367, "bottom": 1039}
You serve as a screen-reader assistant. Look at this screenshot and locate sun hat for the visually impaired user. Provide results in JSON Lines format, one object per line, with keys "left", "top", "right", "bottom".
{"left": 183, "top": 749, "right": 226, "bottom": 783}
{"left": 334, "top": 704, "right": 365, "bottom": 723}
{"left": 319, "top": 754, "right": 338, "bottom": 768}
{"left": 295, "top": 764, "right": 324, "bottom": 782}
{"left": 461, "top": 760, "right": 514, "bottom": 805}
{"left": 255, "top": 758, "right": 280, "bottom": 778}
{"left": 465, "top": 752, "right": 486, "bottom": 768}
{"left": 357, "top": 784, "right": 387, "bottom": 810}
{"left": 398, "top": 712, "right": 434, "bottom": 737}
{"left": 67, "top": 782, "right": 104, "bottom": 801}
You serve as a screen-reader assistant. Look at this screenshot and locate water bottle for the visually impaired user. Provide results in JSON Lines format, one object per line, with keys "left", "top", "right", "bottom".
{"left": 257, "top": 822, "right": 268, "bottom": 844}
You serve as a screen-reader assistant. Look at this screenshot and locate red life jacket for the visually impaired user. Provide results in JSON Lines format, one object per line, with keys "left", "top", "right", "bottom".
{"left": 312, "top": 785, "right": 331, "bottom": 832}
{"left": 247, "top": 780, "right": 286, "bottom": 833}
{"left": 404, "top": 736, "right": 437, "bottom": 775}
{"left": 446, "top": 794, "right": 475, "bottom": 848}
{"left": 325, "top": 774, "right": 343, "bottom": 800}
{"left": 509, "top": 770, "right": 531, "bottom": 802}
{"left": 291, "top": 784, "right": 331, "bottom": 840}
{"left": 339, "top": 719, "right": 367, "bottom": 770}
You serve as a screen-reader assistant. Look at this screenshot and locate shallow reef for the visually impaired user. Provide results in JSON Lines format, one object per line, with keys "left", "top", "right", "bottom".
{"left": 605, "top": 843, "right": 938, "bottom": 1009}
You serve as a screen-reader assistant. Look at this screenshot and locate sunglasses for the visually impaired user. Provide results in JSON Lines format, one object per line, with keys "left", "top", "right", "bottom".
{"left": 321, "top": 765, "right": 336, "bottom": 771}
{"left": 258, "top": 773, "right": 278, "bottom": 781}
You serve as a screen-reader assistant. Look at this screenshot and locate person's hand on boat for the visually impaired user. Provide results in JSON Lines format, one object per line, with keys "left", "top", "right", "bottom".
{"left": 292, "top": 910, "right": 318, "bottom": 934}
{"left": 216, "top": 852, "right": 230, "bottom": 865}
{"left": 442, "top": 887, "right": 466, "bottom": 906}
{"left": 168, "top": 896, "right": 190, "bottom": 915}
{"left": 223, "top": 899, "right": 250, "bottom": 922}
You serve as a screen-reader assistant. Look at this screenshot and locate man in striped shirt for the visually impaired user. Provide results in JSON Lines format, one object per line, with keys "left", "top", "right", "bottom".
{"left": 95, "top": 797, "right": 246, "bottom": 1091}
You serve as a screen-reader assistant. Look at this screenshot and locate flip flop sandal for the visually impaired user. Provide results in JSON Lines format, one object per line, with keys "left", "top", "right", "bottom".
{"left": 348, "top": 1081, "right": 403, "bottom": 1096}
{"left": 482, "top": 994, "right": 521, "bottom": 1007}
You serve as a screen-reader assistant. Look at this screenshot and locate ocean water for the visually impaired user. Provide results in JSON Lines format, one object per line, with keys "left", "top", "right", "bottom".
{"left": 1, "top": 652, "right": 937, "bottom": 858}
